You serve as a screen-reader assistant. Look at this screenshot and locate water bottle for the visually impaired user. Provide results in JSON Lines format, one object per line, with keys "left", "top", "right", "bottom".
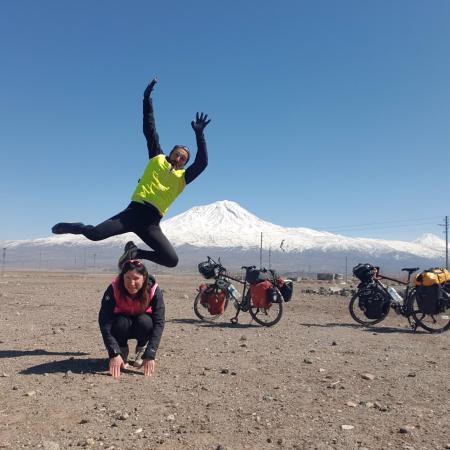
{"left": 387, "top": 286, "right": 403, "bottom": 303}
{"left": 228, "top": 283, "right": 241, "bottom": 301}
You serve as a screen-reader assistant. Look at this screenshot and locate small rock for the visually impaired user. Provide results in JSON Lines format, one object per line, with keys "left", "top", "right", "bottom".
{"left": 262, "top": 395, "right": 274, "bottom": 401}
{"left": 341, "top": 425, "right": 354, "bottom": 430}
{"left": 1, "top": 373, "right": 10, "bottom": 378}
{"left": 399, "top": 425, "right": 415, "bottom": 433}
{"left": 331, "top": 340, "right": 337, "bottom": 346}
{"left": 346, "top": 401, "right": 357, "bottom": 407}
{"left": 134, "top": 428, "right": 143, "bottom": 434}
{"left": 64, "top": 371, "right": 73, "bottom": 378}
{"left": 361, "top": 373, "right": 375, "bottom": 380}
{"left": 220, "top": 368, "right": 229, "bottom": 374}
{"left": 318, "top": 368, "right": 325, "bottom": 372}
{"left": 166, "top": 414, "right": 175, "bottom": 422}
{"left": 79, "top": 419, "right": 89, "bottom": 424}
{"left": 239, "top": 335, "right": 247, "bottom": 341}
{"left": 182, "top": 294, "right": 189, "bottom": 299}
{"left": 407, "top": 372, "right": 416, "bottom": 377}
{"left": 117, "top": 413, "right": 129, "bottom": 421}
{"left": 277, "top": 438, "right": 284, "bottom": 445}
{"left": 84, "top": 438, "right": 95, "bottom": 446}
{"left": 303, "top": 358, "right": 313, "bottom": 364}
{"left": 362, "top": 401, "right": 374, "bottom": 408}
{"left": 12, "top": 386, "right": 19, "bottom": 391}
{"left": 444, "top": 444, "right": 450, "bottom": 449}
{"left": 25, "top": 391, "right": 36, "bottom": 397}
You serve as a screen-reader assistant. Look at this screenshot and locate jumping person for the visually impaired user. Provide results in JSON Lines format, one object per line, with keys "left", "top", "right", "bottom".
{"left": 98, "top": 259, "right": 165, "bottom": 379}
{"left": 52, "top": 78, "right": 211, "bottom": 268}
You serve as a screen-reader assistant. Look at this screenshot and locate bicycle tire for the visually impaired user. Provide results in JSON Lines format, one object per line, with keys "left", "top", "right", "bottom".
{"left": 249, "top": 296, "right": 283, "bottom": 327}
{"left": 407, "top": 289, "right": 450, "bottom": 333}
{"left": 348, "top": 291, "right": 390, "bottom": 326}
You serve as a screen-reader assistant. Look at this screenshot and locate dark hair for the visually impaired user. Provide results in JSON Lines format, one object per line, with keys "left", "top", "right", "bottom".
{"left": 118, "top": 260, "right": 151, "bottom": 311}
{"left": 170, "top": 145, "right": 190, "bottom": 164}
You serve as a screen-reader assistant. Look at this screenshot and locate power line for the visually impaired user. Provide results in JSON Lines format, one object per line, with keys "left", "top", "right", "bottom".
{"left": 439, "top": 216, "right": 448, "bottom": 269}
{"left": 307, "top": 216, "right": 442, "bottom": 233}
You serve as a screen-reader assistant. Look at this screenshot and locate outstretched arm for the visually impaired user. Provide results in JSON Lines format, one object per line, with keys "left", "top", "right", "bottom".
{"left": 185, "top": 112, "right": 211, "bottom": 184}
{"left": 143, "top": 78, "right": 163, "bottom": 159}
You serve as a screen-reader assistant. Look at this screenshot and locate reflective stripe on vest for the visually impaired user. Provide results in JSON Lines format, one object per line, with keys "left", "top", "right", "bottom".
{"left": 131, "top": 154, "right": 186, "bottom": 216}
{"left": 111, "top": 277, "right": 158, "bottom": 315}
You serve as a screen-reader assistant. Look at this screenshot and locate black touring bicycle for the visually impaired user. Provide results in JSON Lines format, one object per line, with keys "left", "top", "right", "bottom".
{"left": 349, "top": 263, "right": 450, "bottom": 333}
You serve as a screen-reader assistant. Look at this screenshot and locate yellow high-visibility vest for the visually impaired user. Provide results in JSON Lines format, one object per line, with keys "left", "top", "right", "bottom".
{"left": 131, "top": 154, "right": 186, "bottom": 216}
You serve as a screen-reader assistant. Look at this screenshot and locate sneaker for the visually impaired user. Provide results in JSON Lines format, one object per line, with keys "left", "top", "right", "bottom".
{"left": 118, "top": 241, "right": 138, "bottom": 270}
{"left": 133, "top": 345, "right": 146, "bottom": 368}
{"left": 51, "top": 222, "right": 85, "bottom": 235}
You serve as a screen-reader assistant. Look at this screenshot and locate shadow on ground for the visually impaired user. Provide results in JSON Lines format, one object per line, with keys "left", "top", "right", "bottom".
{"left": 20, "top": 357, "right": 107, "bottom": 375}
{"left": 0, "top": 349, "right": 89, "bottom": 359}
{"left": 168, "top": 317, "right": 260, "bottom": 328}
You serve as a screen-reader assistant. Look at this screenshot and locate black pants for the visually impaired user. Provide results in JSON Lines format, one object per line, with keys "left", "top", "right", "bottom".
{"left": 79, "top": 202, "right": 178, "bottom": 267}
{"left": 111, "top": 313, "right": 154, "bottom": 347}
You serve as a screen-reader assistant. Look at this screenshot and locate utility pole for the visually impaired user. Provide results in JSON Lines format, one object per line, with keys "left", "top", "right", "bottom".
{"left": 259, "top": 232, "right": 263, "bottom": 269}
{"left": 2, "top": 248, "right": 6, "bottom": 276}
{"left": 345, "top": 256, "right": 348, "bottom": 284}
{"left": 268, "top": 246, "right": 271, "bottom": 269}
{"left": 440, "top": 216, "right": 449, "bottom": 269}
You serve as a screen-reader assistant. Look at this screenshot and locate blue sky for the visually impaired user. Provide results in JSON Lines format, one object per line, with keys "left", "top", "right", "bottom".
{"left": 0, "top": 0, "right": 449, "bottom": 241}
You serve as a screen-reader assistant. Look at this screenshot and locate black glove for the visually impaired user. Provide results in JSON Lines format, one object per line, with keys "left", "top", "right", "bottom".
{"left": 143, "top": 78, "right": 158, "bottom": 99}
{"left": 191, "top": 112, "right": 211, "bottom": 134}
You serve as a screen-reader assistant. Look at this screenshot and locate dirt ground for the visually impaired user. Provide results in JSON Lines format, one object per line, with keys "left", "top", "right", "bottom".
{"left": 0, "top": 271, "right": 449, "bottom": 450}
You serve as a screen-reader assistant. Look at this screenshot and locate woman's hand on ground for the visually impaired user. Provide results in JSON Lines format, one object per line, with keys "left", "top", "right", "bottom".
{"left": 109, "top": 355, "right": 125, "bottom": 379}
{"left": 191, "top": 112, "right": 211, "bottom": 134}
{"left": 143, "top": 359, "right": 155, "bottom": 377}
{"left": 144, "top": 78, "right": 158, "bottom": 98}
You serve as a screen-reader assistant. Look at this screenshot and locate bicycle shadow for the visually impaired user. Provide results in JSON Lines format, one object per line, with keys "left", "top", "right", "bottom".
{"left": 298, "top": 322, "right": 363, "bottom": 330}
{"left": 298, "top": 322, "right": 421, "bottom": 334}
{"left": 168, "top": 317, "right": 260, "bottom": 329}
{"left": 0, "top": 349, "right": 89, "bottom": 359}
{"left": 20, "top": 357, "right": 107, "bottom": 375}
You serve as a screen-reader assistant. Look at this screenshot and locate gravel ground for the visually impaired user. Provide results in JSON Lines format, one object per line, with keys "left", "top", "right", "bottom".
{"left": 0, "top": 271, "right": 449, "bottom": 450}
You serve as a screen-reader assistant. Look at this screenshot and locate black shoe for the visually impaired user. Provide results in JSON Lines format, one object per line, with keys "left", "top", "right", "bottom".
{"left": 118, "top": 241, "right": 138, "bottom": 270}
{"left": 51, "top": 222, "right": 85, "bottom": 235}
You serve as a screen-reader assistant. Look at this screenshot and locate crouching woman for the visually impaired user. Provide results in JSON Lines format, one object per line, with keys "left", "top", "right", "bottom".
{"left": 98, "top": 260, "right": 165, "bottom": 379}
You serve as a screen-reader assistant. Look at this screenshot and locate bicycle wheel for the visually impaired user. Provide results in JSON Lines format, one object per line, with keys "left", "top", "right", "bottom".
{"left": 249, "top": 297, "right": 283, "bottom": 327}
{"left": 193, "top": 291, "right": 229, "bottom": 322}
{"left": 407, "top": 290, "right": 450, "bottom": 333}
{"left": 348, "top": 291, "right": 390, "bottom": 326}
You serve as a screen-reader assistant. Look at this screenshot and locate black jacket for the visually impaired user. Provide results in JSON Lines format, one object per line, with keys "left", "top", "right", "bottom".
{"left": 98, "top": 282, "right": 165, "bottom": 360}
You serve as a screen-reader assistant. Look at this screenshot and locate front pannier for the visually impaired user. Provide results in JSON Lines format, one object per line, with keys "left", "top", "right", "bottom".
{"left": 358, "top": 285, "right": 390, "bottom": 319}
{"left": 200, "top": 286, "right": 226, "bottom": 315}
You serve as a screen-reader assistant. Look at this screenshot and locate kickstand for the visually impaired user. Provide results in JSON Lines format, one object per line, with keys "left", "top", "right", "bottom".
{"left": 230, "top": 308, "right": 241, "bottom": 324}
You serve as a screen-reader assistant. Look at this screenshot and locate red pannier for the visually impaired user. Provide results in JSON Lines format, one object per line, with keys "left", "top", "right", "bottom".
{"left": 200, "top": 285, "right": 226, "bottom": 315}
{"left": 250, "top": 280, "right": 275, "bottom": 309}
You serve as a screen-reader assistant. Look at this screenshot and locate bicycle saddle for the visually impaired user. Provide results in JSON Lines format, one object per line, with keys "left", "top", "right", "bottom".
{"left": 401, "top": 267, "right": 420, "bottom": 274}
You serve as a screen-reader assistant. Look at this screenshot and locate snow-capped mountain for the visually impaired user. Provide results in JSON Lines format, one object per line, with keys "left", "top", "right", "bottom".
{"left": 0, "top": 200, "right": 446, "bottom": 273}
